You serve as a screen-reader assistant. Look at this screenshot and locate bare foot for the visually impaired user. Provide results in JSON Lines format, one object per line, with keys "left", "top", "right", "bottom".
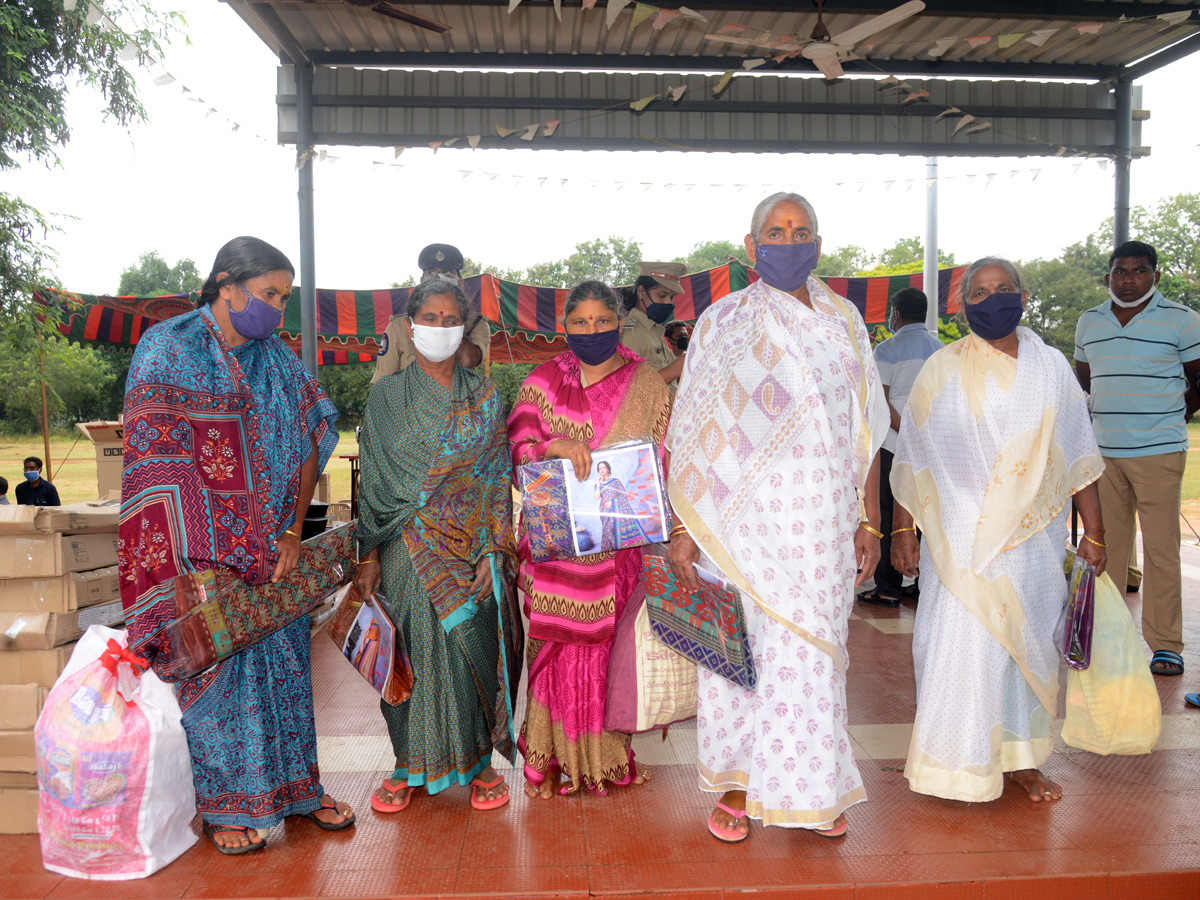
{"left": 1010, "top": 769, "right": 1062, "bottom": 803}
{"left": 205, "top": 822, "right": 264, "bottom": 850}
{"left": 709, "top": 789, "right": 750, "bottom": 839}
{"left": 311, "top": 796, "right": 354, "bottom": 826}
{"left": 524, "top": 766, "right": 560, "bottom": 799}
{"left": 473, "top": 765, "right": 508, "bottom": 805}
{"left": 631, "top": 765, "right": 651, "bottom": 786}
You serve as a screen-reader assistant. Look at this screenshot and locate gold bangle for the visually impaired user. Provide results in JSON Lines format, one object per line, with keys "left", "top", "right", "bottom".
{"left": 891, "top": 527, "right": 917, "bottom": 536}
{"left": 858, "top": 523, "right": 884, "bottom": 539}
{"left": 1082, "top": 533, "right": 1106, "bottom": 549}
{"left": 359, "top": 557, "right": 379, "bottom": 566}
{"left": 670, "top": 526, "right": 688, "bottom": 536}
{"left": 284, "top": 528, "right": 302, "bottom": 540}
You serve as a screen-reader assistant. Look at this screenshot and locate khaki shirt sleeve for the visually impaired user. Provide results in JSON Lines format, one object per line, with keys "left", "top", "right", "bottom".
{"left": 620, "top": 311, "right": 676, "bottom": 372}
{"left": 372, "top": 315, "right": 417, "bottom": 384}
{"left": 467, "top": 315, "right": 491, "bottom": 368}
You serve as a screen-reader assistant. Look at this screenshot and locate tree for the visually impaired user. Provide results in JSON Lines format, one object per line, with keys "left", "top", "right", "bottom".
{"left": 317, "top": 363, "right": 373, "bottom": 427}
{"left": 816, "top": 244, "right": 874, "bottom": 277}
{"left": 117, "top": 251, "right": 203, "bottom": 296}
{"left": 860, "top": 237, "right": 955, "bottom": 277}
{"left": 0, "top": 338, "right": 120, "bottom": 431}
{"left": 1129, "top": 193, "right": 1200, "bottom": 309}
{"left": 478, "top": 236, "right": 642, "bottom": 287}
{"left": 673, "top": 239, "right": 748, "bottom": 273}
{"left": 0, "top": 1, "right": 178, "bottom": 313}
{"left": 1018, "top": 257, "right": 1106, "bottom": 358}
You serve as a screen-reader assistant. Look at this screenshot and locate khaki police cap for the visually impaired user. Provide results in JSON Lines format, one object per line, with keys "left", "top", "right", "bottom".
{"left": 638, "top": 261, "right": 687, "bottom": 295}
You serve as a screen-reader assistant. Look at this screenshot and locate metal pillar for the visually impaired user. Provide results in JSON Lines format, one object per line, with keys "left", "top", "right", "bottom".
{"left": 923, "top": 156, "right": 939, "bottom": 336}
{"left": 1114, "top": 79, "right": 1133, "bottom": 248}
{"left": 296, "top": 63, "right": 318, "bottom": 376}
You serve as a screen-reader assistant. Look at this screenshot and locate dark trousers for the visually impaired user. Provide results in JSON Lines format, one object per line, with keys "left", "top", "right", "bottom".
{"left": 876, "top": 448, "right": 903, "bottom": 593}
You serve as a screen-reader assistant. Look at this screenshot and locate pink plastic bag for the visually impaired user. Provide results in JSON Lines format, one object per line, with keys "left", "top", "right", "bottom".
{"left": 37, "top": 626, "right": 197, "bottom": 880}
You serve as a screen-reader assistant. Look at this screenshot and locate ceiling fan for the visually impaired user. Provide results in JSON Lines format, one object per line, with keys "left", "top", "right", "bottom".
{"left": 338, "top": 0, "right": 452, "bottom": 34}
{"left": 800, "top": 0, "right": 925, "bottom": 79}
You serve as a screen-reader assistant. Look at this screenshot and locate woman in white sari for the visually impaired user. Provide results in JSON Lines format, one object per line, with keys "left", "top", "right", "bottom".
{"left": 891, "top": 257, "right": 1106, "bottom": 803}
{"left": 667, "top": 193, "right": 888, "bottom": 841}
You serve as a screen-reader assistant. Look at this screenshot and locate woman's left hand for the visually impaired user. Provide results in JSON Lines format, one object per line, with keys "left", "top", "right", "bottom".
{"left": 1077, "top": 535, "right": 1107, "bottom": 578}
{"left": 854, "top": 525, "right": 881, "bottom": 588}
{"left": 469, "top": 556, "right": 493, "bottom": 599}
{"left": 272, "top": 530, "right": 302, "bottom": 584}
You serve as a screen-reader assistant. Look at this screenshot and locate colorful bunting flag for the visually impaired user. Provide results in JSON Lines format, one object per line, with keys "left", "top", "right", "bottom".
{"left": 543, "top": 119, "right": 560, "bottom": 137}
{"left": 998, "top": 32, "right": 1024, "bottom": 49}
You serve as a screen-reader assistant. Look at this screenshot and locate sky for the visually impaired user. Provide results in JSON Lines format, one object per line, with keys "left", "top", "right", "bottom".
{"left": 6, "top": 0, "right": 1200, "bottom": 294}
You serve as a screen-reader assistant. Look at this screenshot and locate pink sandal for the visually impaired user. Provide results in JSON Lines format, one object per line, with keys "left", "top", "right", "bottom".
{"left": 707, "top": 801, "right": 749, "bottom": 843}
{"left": 815, "top": 816, "right": 848, "bottom": 838}
{"left": 370, "top": 779, "right": 414, "bottom": 814}
{"left": 470, "top": 773, "right": 510, "bottom": 811}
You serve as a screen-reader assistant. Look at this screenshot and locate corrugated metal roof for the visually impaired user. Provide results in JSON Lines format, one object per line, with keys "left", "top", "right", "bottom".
{"left": 232, "top": 1, "right": 1200, "bottom": 76}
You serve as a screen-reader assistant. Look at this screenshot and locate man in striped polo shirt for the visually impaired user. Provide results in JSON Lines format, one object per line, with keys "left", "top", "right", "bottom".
{"left": 1074, "top": 240, "right": 1200, "bottom": 677}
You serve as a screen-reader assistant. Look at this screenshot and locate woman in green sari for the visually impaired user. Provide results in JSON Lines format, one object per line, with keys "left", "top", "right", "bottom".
{"left": 353, "top": 277, "right": 523, "bottom": 813}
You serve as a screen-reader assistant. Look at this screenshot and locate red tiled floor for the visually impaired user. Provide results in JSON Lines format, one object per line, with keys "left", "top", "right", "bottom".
{"left": 7, "top": 572, "right": 1200, "bottom": 900}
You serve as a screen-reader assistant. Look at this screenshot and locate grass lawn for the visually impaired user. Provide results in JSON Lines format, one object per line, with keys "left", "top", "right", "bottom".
{"left": 0, "top": 430, "right": 361, "bottom": 507}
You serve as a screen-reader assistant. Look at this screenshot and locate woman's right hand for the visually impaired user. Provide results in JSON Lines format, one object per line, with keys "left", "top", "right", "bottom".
{"left": 545, "top": 438, "right": 593, "bottom": 481}
{"left": 354, "top": 557, "right": 382, "bottom": 598}
{"left": 891, "top": 532, "right": 920, "bottom": 580}
{"left": 667, "top": 530, "right": 702, "bottom": 595}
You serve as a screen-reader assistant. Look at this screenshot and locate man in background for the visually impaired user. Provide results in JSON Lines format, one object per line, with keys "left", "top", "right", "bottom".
{"left": 16, "top": 457, "right": 60, "bottom": 507}
{"left": 373, "top": 243, "right": 491, "bottom": 383}
{"left": 863, "top": 288, "right": 942, "bottom": 607}
{"left": 0, "top": 476, "right": 9, "bottom": 505}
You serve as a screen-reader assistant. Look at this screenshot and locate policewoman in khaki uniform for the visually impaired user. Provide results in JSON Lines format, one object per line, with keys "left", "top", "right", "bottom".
{"left": 620, "top": 261, "right": 688, "bottom": 387}
{"left": 373, "top": 243, "right": 491, "bottom": 384}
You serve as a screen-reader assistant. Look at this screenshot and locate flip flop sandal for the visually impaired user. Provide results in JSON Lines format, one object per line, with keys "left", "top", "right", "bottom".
{"left": 1185, "top": 693, "right": 1200, "bottom": 709}
{"left": 470, "top": 773, "right": 510, "bottom": 810}
{"left": 708, "top": 801, "right": 749, "bottom": 843}
{"left": 301, "top": 795, "right": 356, "bottom": 830}
{"left": 204, "top": 822, "right": 267, "bottom": 855}
{"left": 815, "top": 817, "right": 848, "bottom": 838}
{"left": 371, "top": 779, "right": 414, "bottom": 814}
{"left": 1150, "top": 650, "right": 1185, "bottom": 676}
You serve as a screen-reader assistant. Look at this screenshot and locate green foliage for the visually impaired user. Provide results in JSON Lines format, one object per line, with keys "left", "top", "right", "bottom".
{"left": 672, "top": 239, "right": 748, "bottom": 273}
{"left": 870, "top": 317, "right": 963, "bottom": 348}
{"left": 481, "top": 236, "right": 642, "bottom": 287}
{"left": 117, "top": 251, "right": 203, "bottom": 295}
{"left": 816, "top": 237, "right": 954, "bottom": 278}
{"left": 317, "top": 362, "right": 374, "bottom": 427}
{"left": 816, "top": 244, "right": 873, "bottom": 277}
{"left": 1018, "top": 257, "right": 1107, "bottom": 358}
{"left": 489, "top": 363, "right": 536, "bottom": 417}
{"left": 0, "top": 338, "right": 121, "bottom": 432}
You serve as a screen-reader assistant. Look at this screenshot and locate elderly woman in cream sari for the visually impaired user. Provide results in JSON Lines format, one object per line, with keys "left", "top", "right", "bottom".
{"left": 891, "top": 257, "right": 1106, "bottom": 804}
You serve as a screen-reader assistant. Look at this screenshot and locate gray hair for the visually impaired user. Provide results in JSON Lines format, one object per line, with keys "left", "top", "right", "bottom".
{"left": 961, "top": 257, "right": 1024, "bottom": 302}
{"left": 750, "top": 192, "right": 819, "bottom": 241}
{"left": 406, "top": 275, "right": 469, "bottom": 321}
{"left": 563, "top": 280, "right": 621, "bottom": 320}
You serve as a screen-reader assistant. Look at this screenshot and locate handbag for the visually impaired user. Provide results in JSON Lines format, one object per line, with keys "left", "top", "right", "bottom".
{"left": 642, "top": 548, "right": 756, "bottom": 690}
{"left": 326, "top": 583, "right": 414, "bottom": 706}
{"left": 604, "top": 584, "right": 697, "bottom": 733}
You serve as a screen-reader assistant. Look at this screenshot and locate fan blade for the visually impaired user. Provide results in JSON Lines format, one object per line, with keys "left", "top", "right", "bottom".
{"left": 832, "top": 0, "right": 924, "bottom": 48}
{"left": 813, "top": 54, "right": 844, "bottom": 80}
{"left": 370, "top": 2, "right": 452, "bottom": 33}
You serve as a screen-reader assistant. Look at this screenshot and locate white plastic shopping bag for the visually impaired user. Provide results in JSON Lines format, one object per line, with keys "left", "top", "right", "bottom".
{"left": 37, "top": 625, "right": 197, "bottom": 880}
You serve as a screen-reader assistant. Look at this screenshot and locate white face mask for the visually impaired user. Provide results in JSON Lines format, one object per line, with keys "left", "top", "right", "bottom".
{"left": 1109, "top": 283, "right": 1156, "bottom": 309}
{"left": 410, "top": 321, "right": 464, "bottom": 362}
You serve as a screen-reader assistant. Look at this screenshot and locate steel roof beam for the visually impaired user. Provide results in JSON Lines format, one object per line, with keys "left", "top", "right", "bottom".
{"left": 1118, "top": 30, "right": 1200, "bottom": 80}
{"left": 305, "top": 51, "right": 1113, "bottom": 81}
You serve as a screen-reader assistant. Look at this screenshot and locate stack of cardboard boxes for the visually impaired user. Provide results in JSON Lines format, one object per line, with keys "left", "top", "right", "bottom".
{"left": 0, "top": 500, "right": 125, "bottom": 833}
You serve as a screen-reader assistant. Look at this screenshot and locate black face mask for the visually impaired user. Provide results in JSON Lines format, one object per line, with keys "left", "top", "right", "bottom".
{"left": 645, "top": 302, "right": 674, "bottom": 324}
{"left": 674, "top": 335, "right": 690, "bottom": 351}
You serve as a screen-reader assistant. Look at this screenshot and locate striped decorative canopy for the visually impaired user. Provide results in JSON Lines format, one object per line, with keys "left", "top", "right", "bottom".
{"left": 38, "top": 261, "right": 965, "bottom": 366}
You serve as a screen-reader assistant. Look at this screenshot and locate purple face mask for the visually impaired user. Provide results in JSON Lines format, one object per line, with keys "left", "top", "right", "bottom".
{"left": 965, "top": 291, "right": 1023, "bottom": 341}
{"left": 228, "top": 283, "right": 283, "bottom": 341}
{"left": 567, "top": 329, "right": 621, "bottom": 367}
{"left": 754, "top": 241, "right": 820, "bottom": 293}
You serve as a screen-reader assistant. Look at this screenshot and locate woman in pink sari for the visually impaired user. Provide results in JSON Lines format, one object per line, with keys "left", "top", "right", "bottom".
{"left": 509, "top": 280, "right": 671, "bottom": 798}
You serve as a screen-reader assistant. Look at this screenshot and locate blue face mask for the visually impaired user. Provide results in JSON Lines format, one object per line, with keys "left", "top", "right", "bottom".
{"left": 228, "top": 283, "right": 283, "bottom": 341}
{"left": 567, "top": 329, "right": 621, "bottom": 367}
{"left": 24, "top": 470, "right": 40, "bottom": 482}
{"left": 754, "top": 241, "right": 820, "bottom": 293}
{"left": 645, "top": 302, "right": 674, "bottom": 324}
{"left": 965, "top": 291, "right": 1023, "bottom": 341}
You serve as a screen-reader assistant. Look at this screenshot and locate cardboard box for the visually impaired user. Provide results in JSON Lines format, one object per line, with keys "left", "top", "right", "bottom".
{"left": 76, "top": 421, "right": 124, "bottom": 499}
{"left": 0, "top": 566, "right": 121, "bottom": 614}
{"left": 0, "top": 788, "right": 39, "bottom": 834}
{"left": 0, "top": 773, "right": 36, "bottom": 789}
{"left": 0, "top": 602, "right": 124, "bottom": 651}
{"left": 0, "top": 685, "right": 47, "bottom": 730}
{"left": 0, "top": 644, "right": 75, "bottom": 688}
{"left": 0, "top": 499, "right": 119, "bottom": 536}
{"left": 0, "top": 533, "right": 118, "bottom": 580}
{"left": 0, "top": 730, "right": 35, "bottom": 773}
